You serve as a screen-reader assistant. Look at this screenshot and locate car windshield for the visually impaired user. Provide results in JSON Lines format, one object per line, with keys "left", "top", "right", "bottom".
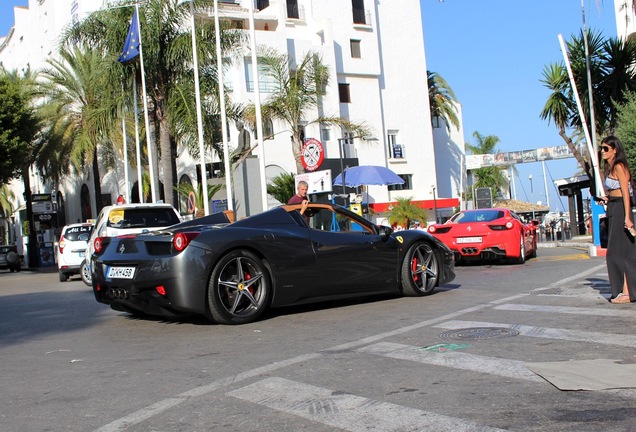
{"left": 107, "top": 208, "right": 180, "bottom": 229}
{"left": 453, "top": 210, "right": 504, "bottom": 223}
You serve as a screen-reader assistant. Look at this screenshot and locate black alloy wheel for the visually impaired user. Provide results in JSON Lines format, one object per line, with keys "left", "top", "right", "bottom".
{"left": 207, "top": 250, "right": 271, "bottom": 325}
{"left": 400, "top": 242, "right": 439, "bottom": 296}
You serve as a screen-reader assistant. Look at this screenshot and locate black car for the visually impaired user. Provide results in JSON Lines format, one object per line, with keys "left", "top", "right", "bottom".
{"left": 91, "top": 203, "right": 455, "bottom": 324}
{"left": 0, "top": 245, "right": 22, "bottom": 272}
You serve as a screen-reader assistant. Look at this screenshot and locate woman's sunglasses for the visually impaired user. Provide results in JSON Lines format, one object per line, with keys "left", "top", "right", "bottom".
{"left": 601, "top": 145, "right": 613, "bottom": 152}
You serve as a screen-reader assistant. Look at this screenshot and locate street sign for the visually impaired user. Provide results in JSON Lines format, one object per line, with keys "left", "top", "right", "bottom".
{"left": 187, "top": 191, "right": 196, "bottom": 214}
{"left": 301, "top": 138, "right": 325, "bottom": 172}
{"left": 295, "top": 169, "right": 332, "bottom": 194}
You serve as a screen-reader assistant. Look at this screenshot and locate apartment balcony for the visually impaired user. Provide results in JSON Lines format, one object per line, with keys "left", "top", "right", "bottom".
{"left": 286, "top": 4, "right": 305, "bottom": 20}
{"left": 352, "top": 9, "right": 373, "bottom": 29}
{"left": 201, "top": 0, "right": 278, "bottom": 31}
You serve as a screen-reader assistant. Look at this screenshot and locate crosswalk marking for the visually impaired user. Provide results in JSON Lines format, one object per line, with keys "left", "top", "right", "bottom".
{"left": 357, "top": 342, "right": 543, "bottom": 382}
{"left": 495, "top": 303, "right": 636, "bottom": 317}
{"left": 227, "top": 377, "right": 506, "bottom": 432}
{"left": 434, "top": 320, "right": 636, "bottom": 347}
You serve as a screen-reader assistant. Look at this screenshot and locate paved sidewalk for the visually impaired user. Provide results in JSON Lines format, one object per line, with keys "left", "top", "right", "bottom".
{"left": 538, "top": 234, "right": 594, "bottom": 249}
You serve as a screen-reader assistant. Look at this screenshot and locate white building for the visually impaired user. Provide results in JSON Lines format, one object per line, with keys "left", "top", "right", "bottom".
{"left": 1, "top": 0, "right": 462, "bottom": 262}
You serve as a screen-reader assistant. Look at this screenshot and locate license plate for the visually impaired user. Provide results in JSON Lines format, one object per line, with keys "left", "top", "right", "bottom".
{"left": 456, "top": 236, "right": 482, "bottom": 244}
{"left": 107, "top": 266, "right": 135, "bottom": 279}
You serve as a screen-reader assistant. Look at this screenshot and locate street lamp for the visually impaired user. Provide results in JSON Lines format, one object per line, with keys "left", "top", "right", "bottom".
{"left": 337, "top": 137, "right": 348, "bottom": 205}
{"left": 529, "top": 174, "right": 535, "bottom": 221}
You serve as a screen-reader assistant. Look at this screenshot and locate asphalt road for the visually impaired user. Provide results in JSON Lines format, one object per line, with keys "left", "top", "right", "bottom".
{"left": 1, "top": 246, "right": 634, "bottom": 432}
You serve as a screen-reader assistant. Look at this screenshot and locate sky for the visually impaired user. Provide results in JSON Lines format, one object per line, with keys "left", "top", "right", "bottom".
{"left": 420, "top": 0, "right": 617, "bottom": 211}
{"left": 0, "top": 0, "right": 618, "bottom": 212}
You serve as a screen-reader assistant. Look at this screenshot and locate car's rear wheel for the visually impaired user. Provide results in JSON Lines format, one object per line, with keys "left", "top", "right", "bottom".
{"left": 513, "top": 234, "right": 526, "bottom": 264}
{"left": 207, "top": 250, "right": 271, "bottom": 325}
{"left": 400, "top": 242, "right": 439, "bottom": 296}
{"left": 80, "top": 261, "right": 92, "bottom": 286}
{"left": 59, "top": 270, "right": 68, "bottom": 282}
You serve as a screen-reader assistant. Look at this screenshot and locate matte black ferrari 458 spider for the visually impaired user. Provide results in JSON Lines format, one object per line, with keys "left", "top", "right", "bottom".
{"left": 91, "top": 203, "right": 455, "bottom": 324}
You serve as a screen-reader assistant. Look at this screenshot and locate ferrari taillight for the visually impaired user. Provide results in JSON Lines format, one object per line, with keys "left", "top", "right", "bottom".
{"left": 173, "top": 232, "right": 200, "bottom": 252}
{"left": 428, "top": 226, "right": 436, "bottom": 233}
{"left": 505, "top": 221, "right": 514, "bottom": 229}
{"left": 94, "top": 237, "right": 104, "bottom": 253}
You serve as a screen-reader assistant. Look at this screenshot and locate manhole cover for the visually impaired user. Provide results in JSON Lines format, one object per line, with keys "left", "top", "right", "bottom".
{"left": 439, "top": 327, "right": 520, "bottom": 340}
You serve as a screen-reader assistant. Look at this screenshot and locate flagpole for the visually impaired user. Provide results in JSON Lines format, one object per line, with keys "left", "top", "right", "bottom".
{"left": 558, "top": 34, "right": 602, "bottom": 197}
{"left": 248, "top": 1, "right": 268, "bottom": 212}
{"left": 121, "top": 108, "right": 130, "bottom": 203}
{"left": 133, "top": 74, "right": 144, "bottom": 202}
{"left": 186, "top": 0, "right": 210, "bottom": 216}
{"left": 135, "top": 2, "right": 158, "bottom": 203}
{"left": 214, "top": 0, "right": 233, "bottom": 212}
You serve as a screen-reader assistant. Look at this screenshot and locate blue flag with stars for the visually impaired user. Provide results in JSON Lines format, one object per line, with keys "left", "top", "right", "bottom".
{"left": 118, "top": 8, "right": 140, "bottom": 63}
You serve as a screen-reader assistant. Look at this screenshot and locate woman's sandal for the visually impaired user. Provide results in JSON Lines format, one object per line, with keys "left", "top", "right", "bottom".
{"left": 611, "top": 293, "right": 631, "bottom": 304}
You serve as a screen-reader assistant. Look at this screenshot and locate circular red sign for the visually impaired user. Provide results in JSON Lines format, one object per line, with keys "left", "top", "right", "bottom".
{"left": 301, "top": 138, "right": 324, "bottom": 172}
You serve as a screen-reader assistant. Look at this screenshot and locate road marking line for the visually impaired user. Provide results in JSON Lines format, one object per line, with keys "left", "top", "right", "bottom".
{"left": 357, "top": 342, "right": 543, "bottom": 382}
{"left": 227, "top": 377, "right": 506, "bottom": 432}
{"left": 92, "top": 266, "right": 606, "bottom": 432}
{"left": 495, "top": 303, "right": 635, "bottom": 317}
{"left": 434, "top": 320, "right": 636, "bottom": 347}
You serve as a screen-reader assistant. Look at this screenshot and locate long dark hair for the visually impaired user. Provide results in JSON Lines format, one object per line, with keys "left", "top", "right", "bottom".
{"left": 601, "top": 135, "right": 632, "bottom": 180}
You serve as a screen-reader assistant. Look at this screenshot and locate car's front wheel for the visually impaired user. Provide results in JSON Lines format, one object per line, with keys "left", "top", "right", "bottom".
{"left": 80, "top": 261, "right": 92, "bottom": 286}
{"left": 207, "top": 250, "right": 271, "bottom": 325}
{"left": 400, "top": 242, "right": 439, "bottom": 296}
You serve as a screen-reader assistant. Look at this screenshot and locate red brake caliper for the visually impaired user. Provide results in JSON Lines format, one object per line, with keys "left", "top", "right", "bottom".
{"left": 244, "top": 272, "right": 254, "bottom": 294}
{"left": 411, "top": 257, "right": 420, "bottom": 282}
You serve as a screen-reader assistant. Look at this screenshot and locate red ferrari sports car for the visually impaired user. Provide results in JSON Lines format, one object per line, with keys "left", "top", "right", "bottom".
{"left": 427, "top": 208, "right": 538, "bottom": 264}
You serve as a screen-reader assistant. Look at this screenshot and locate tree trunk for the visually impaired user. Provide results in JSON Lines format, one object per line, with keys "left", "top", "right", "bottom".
{"left": 159, "top": 117, "right": 175, "bottom": 206}
{"left": 292, "top": 134, "right": 304, "bottom": 174}
{"left": 92, "top": 147, "right": 103, "bottom": 213}
{"left": 558, "top": 127, "right": 587, "bottom": 171}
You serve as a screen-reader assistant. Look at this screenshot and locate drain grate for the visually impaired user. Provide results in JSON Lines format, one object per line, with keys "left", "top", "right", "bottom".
{"left": 439, "top": 327, "right": 520, "bottom": 341}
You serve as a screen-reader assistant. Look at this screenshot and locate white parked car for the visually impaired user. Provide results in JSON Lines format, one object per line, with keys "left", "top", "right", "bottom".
{"left": 82, "top": 203, "right": 182, "bottom": 286}
{"left": 56, "top": 222, "right": 94, "bottom": 282}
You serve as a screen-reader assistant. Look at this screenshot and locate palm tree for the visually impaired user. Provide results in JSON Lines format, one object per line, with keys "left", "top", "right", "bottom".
{"left": 252, "top": 47, "right": 371, "bottom": 173}
{"left": 466, "top": 132, "right": 509, "bottom": 201}
{"left": 39, "top": 45, "right": 120, "bottom": 213}
{"left": 427, "top": 70, "right": 459, "bottom": 132}
{"left": 266, "top": 172, "right": 296, "bottom": 205}
{"left": 386, "top": 197, "right": 429, "bottom": 229}
{"left": 540, "top": 30, "right": 636, "bottom": 171}
{"left": 65, "top": 0, "right": 246, "bottom": 206}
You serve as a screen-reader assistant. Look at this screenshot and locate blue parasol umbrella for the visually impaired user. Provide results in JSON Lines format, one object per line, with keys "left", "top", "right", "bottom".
{"left": 333, "top": 165, "right": 405, "bottom": 187}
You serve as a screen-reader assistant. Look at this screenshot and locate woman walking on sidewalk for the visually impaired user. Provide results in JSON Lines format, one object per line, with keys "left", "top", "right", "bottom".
{"left": 599, "top": 136, "right": 636, "bottom": 303}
